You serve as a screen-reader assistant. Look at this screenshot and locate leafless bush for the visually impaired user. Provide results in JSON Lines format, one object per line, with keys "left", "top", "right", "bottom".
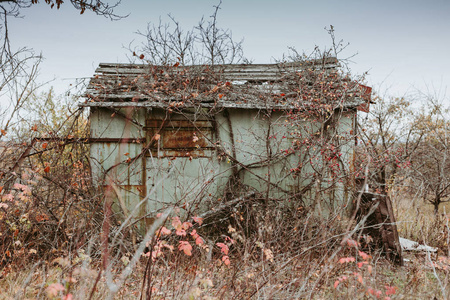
{"left": 132, "top": 0, "right": 243, "bottom": 66}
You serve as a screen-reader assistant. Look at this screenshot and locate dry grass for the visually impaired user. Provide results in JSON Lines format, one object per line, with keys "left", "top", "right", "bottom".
{"left": 393, "top": 186, "right": 450, "bottom": 253}
{"left": 1, "top": 247, "right": 449, "bottom": 299}
{"left": 1, "top": 193, "right": 450, "bottom": 300}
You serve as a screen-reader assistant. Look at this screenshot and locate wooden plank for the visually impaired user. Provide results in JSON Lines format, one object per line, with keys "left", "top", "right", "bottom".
{"left": 358, "top": 192, "right": 403, "bottom": 265}
{"left": 94, "top": 61, "right": 338, "bottom": 78}
{"left": 80, "top": 98, "right": 366, "bottom": 110}
{"left": 97, "top": 59, "right": 338, "bottom": 70}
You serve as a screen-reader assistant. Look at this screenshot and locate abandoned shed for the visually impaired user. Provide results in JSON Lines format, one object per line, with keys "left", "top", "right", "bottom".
{"left": 81, "top": 57, "right": 373, "bottom": 231}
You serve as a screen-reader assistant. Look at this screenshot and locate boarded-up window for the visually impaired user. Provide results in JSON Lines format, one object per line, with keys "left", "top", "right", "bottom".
{"left": 145, "top": 115, "right": 214, "bottom": 158}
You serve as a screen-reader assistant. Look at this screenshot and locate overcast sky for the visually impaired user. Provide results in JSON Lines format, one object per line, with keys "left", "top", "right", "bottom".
{"left": 8, "top": 0, "right": 450, "bottom": 101}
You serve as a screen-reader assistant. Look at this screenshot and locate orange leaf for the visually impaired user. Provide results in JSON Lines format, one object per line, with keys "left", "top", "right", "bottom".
{"left": 154, "top": 134, "right": 161, "bottom": 141}
{"left": 36, "top": 213, "right": 49, "bottom": 222}
{"left": 1, "top": 129, "right": 6, "bottom": 136}
{"left": 42, "top": 143, "right": 48, "bottom": 149}
{"left": 0, "top": 186, "right": 2, "bottom": 193}
{"left": 218, "top": 94, "right": 224, "bottom": 99}
{"left": 173, "top": 62, "right": 180, "bottom": 67}
{"left": 44, "top": 166, "right": 50, "bottom": 173}
{"left": 31, "top": 125, "right": 38, "bottom": 131}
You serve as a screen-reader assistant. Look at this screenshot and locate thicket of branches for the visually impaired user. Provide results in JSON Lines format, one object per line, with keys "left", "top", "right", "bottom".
{"left": 0, "top": 2, "right": 449, "bottom": 299}
{"left": 358, "top": 91, "right": 450, "bottom": 215}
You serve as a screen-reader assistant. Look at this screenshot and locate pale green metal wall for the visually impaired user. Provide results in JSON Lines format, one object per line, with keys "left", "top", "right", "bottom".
{"left": 89, "top": 106, "right": 356, "bottom": 229}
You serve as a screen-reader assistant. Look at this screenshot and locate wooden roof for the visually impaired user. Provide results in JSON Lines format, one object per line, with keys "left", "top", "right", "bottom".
{"left": 82, "top": 57, "right": 371, "bottom": 110}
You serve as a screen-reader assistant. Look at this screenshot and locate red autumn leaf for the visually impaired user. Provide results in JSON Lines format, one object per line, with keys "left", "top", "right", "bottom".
{"left": 222, "top": 255, "right": 230, "bottom": 266}
{"left": 176, "top": 229, "right": 186, "bottom": 236}
{"left": 42, "top": 143, "right": 48, "bottom": 149}
{"left": 195, "top": 236, "right": 204, "bottom": 245}
{"left": 139, "top": 54, "right": 145, "bottom": 60}
{"left": 31, "top": 125, "right": 38, "bottom": 131}
{"left": 358, "top": 250, "right": 371, "bottom": 261}
{"left": 44, "top": 166, "right": 50, "bottom": 173}
{"left": 357, "top": 261, "right": 368, "bottom": 268}
{"left": 190, "top": 229, "right": 199, "bottom": 238}
{"left": 338, "top": 257, "right": 355, "bottom": 264}
{"left": 172, "top": 216, "right": 181, "bottom": 228}
{"left": 346, "top": 239, "right": 359, "bottom": 248}
{"left": 280, "top": 93, "right": 285, "bottom": 96}
{"left": 225, "top": 81, "right": 231, "bottom": 86}
{"left": 356, "top": 273, "right": 363, "bottom": 284}
{"left": 192, "top": 216, "right": 203, "bottom": 225}
{"left": 385, "top": 285, "right": 397, "bottom": 296}
{"left": 173, "top": 62, "right": 180, "bottom": 67}
{"left": 63, "top": 294, "right": 73, "bottom": 300}
{"left": 367, "top": 288, "right": 376, "bottom": 295}
{"left": 46, "top": 283, "right": 65, "bottom": 298}
{"left": 216, "top": 242, "right": 229, "bottom": 255}
{"left": 218, "top": 94, "right": 224, "bottom": 99}
{"left": 181, "top": 221, "right": 193, "bottom": 230}
{"left": 159, "top": 226, "right": 171, "bottom": 235}
{"left": 178, "top": 241, "right": 192, "bottom": 256}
